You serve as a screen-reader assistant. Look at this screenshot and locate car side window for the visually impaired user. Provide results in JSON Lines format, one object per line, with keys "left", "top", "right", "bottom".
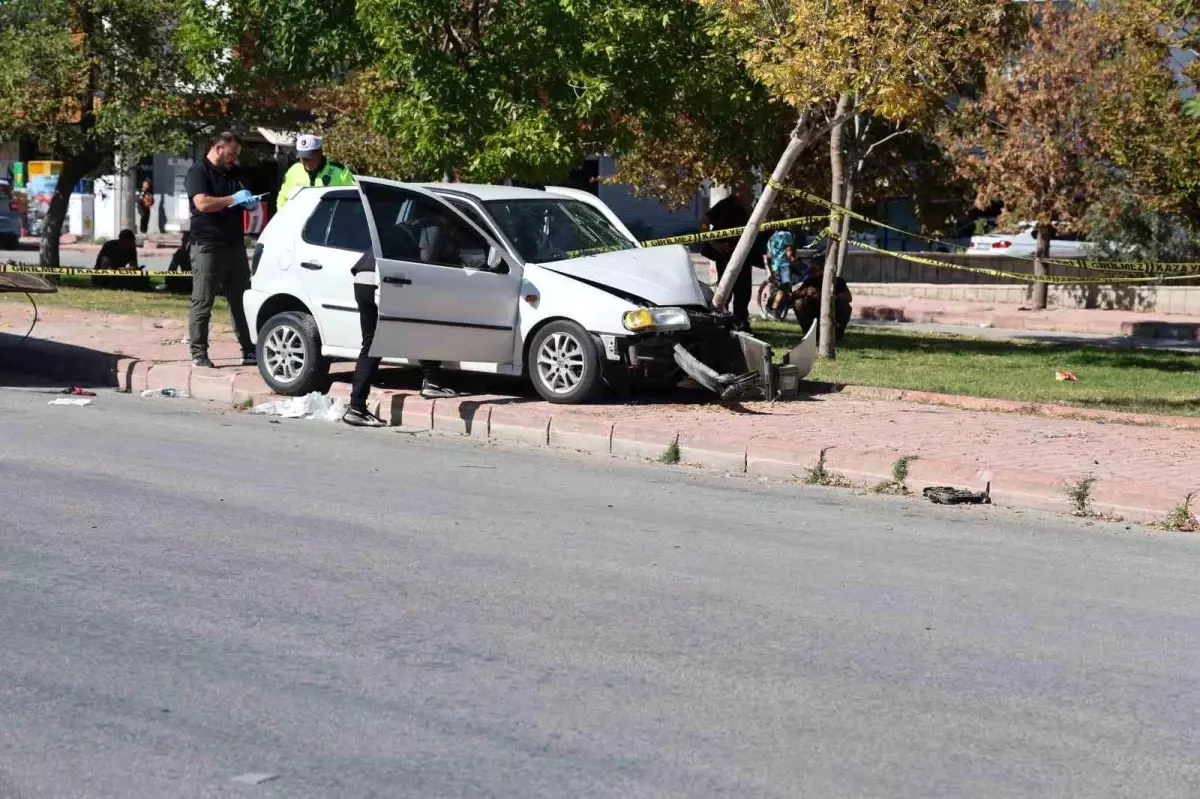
{"left": 361, "top": 183, "right": 490, "bottom": 269}
{"left": 302, "top": 198, "right": 336, "bottom": 246}
{"left": 325, "top": 198, "right": 372, "bottom": 252}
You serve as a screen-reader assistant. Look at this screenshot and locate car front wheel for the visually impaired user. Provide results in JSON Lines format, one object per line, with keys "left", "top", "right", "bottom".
{"left": 529, "top": 320, "right": 602, "bottom": 404}
{"left": 257, "top": 311, "right": 330, "bottom": 396}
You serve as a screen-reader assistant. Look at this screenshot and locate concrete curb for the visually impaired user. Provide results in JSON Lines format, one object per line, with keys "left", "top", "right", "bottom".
{"left": 9, "top": 341, "right": 1194, "bottom": 524}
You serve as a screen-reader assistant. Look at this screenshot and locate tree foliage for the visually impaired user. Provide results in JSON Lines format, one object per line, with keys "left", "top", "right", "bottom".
{"left": 356, "top": 0, "right": 757, "bottom": 183}
{"left": 0, "top": 0, "right": 212, "bottom": 264}
{"left": 939, "top": 0, "right": 1197, "bottom": 305}
{"left": 702, "top": 0, "right": 1013, "bottom": 357}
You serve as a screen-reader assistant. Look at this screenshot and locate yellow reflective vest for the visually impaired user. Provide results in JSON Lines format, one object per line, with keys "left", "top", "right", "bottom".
{"left": 277, "top": 159, "right": 355, "bottom": 209}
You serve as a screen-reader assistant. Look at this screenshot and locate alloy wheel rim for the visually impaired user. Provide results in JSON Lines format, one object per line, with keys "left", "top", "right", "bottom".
{"left": 536, "top": 332, "right": 585, "bottom": 394}
{"left": 264, "top": 324, "right": 306, "bottom": 384}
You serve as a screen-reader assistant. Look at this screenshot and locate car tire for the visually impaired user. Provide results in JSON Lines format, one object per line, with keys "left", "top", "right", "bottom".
{"left": 257, "top": 311, "right": 330, "bottom": 396}
{"left": 1, "top": 234, "right": 18, "bottom": 249}
{"left": 529, "top": 320, "right": 602, "bottom": 404}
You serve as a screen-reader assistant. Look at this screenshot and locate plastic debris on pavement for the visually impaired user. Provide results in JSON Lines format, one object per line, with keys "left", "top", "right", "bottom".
{"left": 48, "top": 397, "right": 93, "bottom": 407}
{"left": 251, "top": 391, "right": 346, "bottom": 422}
{"left": 1055, "top": 371, "right": 1078, "bottom": 382}
{"left": 230, "top": 773, "right": 280, "bottom": 786}
{"left": 141, "top": 388, "right": 188, "bottom": 398}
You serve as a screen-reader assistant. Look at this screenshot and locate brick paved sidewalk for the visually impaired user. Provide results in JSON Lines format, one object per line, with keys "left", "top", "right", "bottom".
{"left": 2, "top": 302, "right": 1196, "bottom": 522}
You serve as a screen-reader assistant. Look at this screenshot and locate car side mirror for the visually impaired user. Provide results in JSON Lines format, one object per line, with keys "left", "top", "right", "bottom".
{"left": 487, "top": 246, "right": 505, "bottom": 271}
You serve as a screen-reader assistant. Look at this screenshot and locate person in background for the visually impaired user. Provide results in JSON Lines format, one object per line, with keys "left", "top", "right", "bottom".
{"left": 95, "top": 229, "right": 139, "bottom": 269}
{"left": 167, "top": 230, "right": 191, "bottom": 273}
{"left": 765, "top": 230, "right": 799, "bottom": 321}
{"left": 277, "top": 133, "right": 354, "bottom": 210}
{"left": 185, "top": 131, "right": 258, "bottom": 369}
{"left": 700, "top": 189, "right": 761, "bottom": 331}
{"left": 794, "top": 252, "right": 853, "bottom": 341}
{"left": 138, "top": 179, "right": 153, "bottom": 235}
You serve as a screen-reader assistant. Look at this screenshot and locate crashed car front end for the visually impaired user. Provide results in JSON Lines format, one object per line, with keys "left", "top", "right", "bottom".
{"left": 597, "top": 304, "right": 818, "bottom": 401}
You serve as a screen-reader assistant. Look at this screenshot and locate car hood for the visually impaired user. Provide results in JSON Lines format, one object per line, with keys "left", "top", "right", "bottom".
{"left": 535, "top": 246, "right": 707, "bottom": 307}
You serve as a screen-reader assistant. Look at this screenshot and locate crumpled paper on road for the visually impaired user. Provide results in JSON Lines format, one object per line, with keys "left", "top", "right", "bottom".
{"left": 251, "top": 392, "right": 345, "bottom": 422}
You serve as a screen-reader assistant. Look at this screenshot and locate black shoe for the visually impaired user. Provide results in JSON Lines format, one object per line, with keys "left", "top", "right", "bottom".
{"left": 421, "top": 380, "right": 458, "bottom": 400}
{"left": 241, "top": 350, "right": 257, "bottom": 366}
{"left": 192, "top": 355, "right": 215, "bottom": 369}
{"left": 342, "top": 407, "right": 386, "bottom": 428}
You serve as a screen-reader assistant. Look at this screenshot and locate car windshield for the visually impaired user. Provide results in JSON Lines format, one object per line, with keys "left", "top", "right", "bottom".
{"left": 483, "top": 199, "right": 634, "bottom": 263}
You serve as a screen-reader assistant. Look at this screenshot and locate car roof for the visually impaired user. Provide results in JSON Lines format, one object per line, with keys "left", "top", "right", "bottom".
{"left": 420, "top": 183, "right": 560, "bottom": 202}
{"left": 305, "top": 178, "right": 566, "bottom": 203}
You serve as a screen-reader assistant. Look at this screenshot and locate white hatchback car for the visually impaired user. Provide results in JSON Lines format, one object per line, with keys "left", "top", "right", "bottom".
{"left": 244, "top": 178, "right": 814, "bottom": 403}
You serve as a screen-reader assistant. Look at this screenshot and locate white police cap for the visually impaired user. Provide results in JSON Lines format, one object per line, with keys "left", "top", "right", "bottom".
{"left": 295, "top": 134, "right": 322, "bottom": 157}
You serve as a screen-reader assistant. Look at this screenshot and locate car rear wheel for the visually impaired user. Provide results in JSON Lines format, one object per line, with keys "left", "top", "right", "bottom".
{"left": 257, "top": 311, "right": 330, "bottom": 396}
{"left": 529, "top": 320, "right": 602, "bottom": 404}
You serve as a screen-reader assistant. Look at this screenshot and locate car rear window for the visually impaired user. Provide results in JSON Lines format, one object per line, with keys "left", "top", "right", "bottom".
{"left": 302, "top": 199, "right": 336, "bottom": 245}
{"left": 326, "top": 198, "right": 372, "bottom": 252}
{"left": 302, "top": 196, "right": 372, "bottom": 253}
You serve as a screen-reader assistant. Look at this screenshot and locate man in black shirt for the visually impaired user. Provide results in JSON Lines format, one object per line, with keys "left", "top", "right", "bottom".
{"left": 95, "top": 229, "right": 139, "bottom": 269}
{"left": 184, "top": 131, "right": 259, "bottom": 369}
{"left": 700, "top": 191, "right": 760, "bottom": 331}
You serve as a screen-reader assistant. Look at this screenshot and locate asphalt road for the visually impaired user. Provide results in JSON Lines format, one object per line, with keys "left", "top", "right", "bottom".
{"left": 2, "top": 384, "right": 1200, "bottom": 798}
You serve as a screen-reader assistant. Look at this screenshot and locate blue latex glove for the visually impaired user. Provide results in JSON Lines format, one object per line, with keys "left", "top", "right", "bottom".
{"left": 231, "top": 189, "right": 257, "bottom": 208}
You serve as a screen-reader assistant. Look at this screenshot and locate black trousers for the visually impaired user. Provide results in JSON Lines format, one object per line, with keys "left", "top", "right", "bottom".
{"left": 350, "top": 283, "right": 440, "bottom": 411}
{"left": 138, "top": 207, "right": 151, "bottom": 234}
{"left": 796, "top": 296, "right": 852, "bottom": 340}
{"left": 188, "top": 242, "right": 253, "bottom": 358}
{"left": 715, "top": 256, "right": 753, "bottom": 329}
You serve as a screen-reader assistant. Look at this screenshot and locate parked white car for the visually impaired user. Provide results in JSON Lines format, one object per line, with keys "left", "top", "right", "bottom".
{"left": 968, "top": 222, "right": 1093, "bottom": 258}
{"left": 244, "top": 179, "right": 815, "bottom": 403}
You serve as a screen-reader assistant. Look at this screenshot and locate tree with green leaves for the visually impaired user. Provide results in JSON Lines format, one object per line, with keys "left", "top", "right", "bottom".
{"left": 352, "top": 0, "right": 768, "bottom": 185}
{"left": 0, "top": 0, "right": 218, "bottom": 265}
{"left": 703, "top": 0, "right": 1012, "bottom": 358}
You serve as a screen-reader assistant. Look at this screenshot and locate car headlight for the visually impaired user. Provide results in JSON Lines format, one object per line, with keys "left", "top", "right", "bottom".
{"left": 623, "top": 307, "right": 691, "bottom": 332}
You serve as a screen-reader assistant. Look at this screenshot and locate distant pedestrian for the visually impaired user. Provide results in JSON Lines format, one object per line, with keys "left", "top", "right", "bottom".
{"left": 137, "top": 179, "right": 153, "bottom": 235}
{"left": 277, "top": 133, "right": 354, "bottom": 210}
{"left": 185, "top": 131, "right": 259, "bottom": 369}
{"left": 95, "top": 229, "right": 139, "bottom": 269}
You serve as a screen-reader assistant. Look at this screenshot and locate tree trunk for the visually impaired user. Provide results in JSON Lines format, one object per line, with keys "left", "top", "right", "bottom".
{"left": 711, "top": 130, "right": 815, "bottom": 311}
{"left": 1032, "top": 222, "right": 1051, "bottom": 310}
{"left": 819, "top": 93, "right": 853, "bottom": 360}
{"left": 38, "top": 154, "right": 93, "bottom": 268}
{"left": 836, "top": 168, "right": 856, "bottom": 277}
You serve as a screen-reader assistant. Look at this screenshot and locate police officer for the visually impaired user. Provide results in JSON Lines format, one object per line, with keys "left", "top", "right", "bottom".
{"left": 277, "top": 133, "right": 354, "bottom": 209}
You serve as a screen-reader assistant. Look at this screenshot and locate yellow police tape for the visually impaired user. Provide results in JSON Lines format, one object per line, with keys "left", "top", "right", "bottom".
{"left": 566, "top": 214, "right": 827, "bottom": 258}
{"left": 843, "top": 235, "right": 1200, "bottom": 285}
{"left": 769, "top": 178, "right": 1200, "bottom": 276}
{"left": 0, "top": 264, "right": 192, "bottom": 278}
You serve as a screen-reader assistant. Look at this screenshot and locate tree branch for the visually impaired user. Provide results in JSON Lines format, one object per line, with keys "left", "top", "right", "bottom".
{"left": 861, "top": 127, "right": 910, "bottom": 163}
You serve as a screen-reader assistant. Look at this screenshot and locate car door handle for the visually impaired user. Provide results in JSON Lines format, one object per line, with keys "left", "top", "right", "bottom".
{"left": 383, "top": 276, "right": 413, "bottom": 285}
{"left": 301, "top": 261, "right": 323, "bottom": 270}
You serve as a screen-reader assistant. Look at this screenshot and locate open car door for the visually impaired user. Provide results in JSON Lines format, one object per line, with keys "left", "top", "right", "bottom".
{"left": 358, "top": 178, "right": 522, "bottom": 364}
